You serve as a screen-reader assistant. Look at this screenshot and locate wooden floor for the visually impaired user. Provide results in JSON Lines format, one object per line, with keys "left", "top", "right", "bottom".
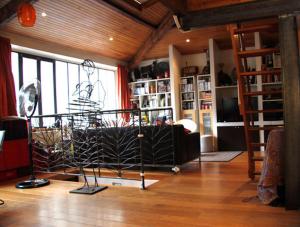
{"left": 0, "top": 153, "right": 299, "bottom": 227}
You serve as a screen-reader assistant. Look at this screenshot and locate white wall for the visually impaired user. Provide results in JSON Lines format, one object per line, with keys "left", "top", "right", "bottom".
{"left": 181, "top": 53, "right": 207, "bottom": 73}
{"left": 217, "top": 49, "right": 235, "bottom": 75}
{"left": 217, "top": 48, "right": 256, "bottom": 75}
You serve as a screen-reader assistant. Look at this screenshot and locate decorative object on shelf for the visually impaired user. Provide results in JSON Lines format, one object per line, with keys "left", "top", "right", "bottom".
{"left": 182, "top": 64, "right": 198, "bottom": 77}
{"left": 202, "top": 63, "right": 210, "bottom": 75}
{"left": 217, "top": 63, "right": 232, "bottom": 86}
{"left": 202, "top": 49, "right": 210, "bottom": 74}
{"left": 17, "top": 2, "right": 36, "bottom": 27}
{"left": 155, "top": 61, "right": 169, "bottom": 79}
{"left": 129, "top": 61, "right": 169, "bottom": 81}
{"left": 141, "top": 64, "right": 153, "bottom": 79}
{"left": 16, "top": 79, "right": 50, "bottom": 189}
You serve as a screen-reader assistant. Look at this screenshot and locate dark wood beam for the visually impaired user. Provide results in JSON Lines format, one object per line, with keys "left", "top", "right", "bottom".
{"left": 159, "top": 0, "right": 187, "bottom": 15}
{"left": 123, "top": 0, "right": 142, "bottom": 11}
{"left": 0, "top": 0, "right": 38, "bottom": 26}
{"left": 141, "top": 0, "right": 159, "bottom": 9}
{"left": 95, "top": 0, "right": 156, "bottom": 29}
{"left": 128, "top": 12, "right": 174, "bottom": 69}
{"left": 178, "top": 0, "right": 300, "bottom": 30}
{"left": 279, "top": 14, "right": 300, "bottom": 210}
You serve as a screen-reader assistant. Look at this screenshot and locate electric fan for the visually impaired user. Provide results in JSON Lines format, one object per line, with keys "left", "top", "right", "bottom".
{"left": 16, "top": 79, "right": 50, "bottom": 189}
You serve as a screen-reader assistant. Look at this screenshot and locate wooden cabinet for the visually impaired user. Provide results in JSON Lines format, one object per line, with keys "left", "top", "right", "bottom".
{"left": 199, "top": 109, "right": 213, "bottom": 136}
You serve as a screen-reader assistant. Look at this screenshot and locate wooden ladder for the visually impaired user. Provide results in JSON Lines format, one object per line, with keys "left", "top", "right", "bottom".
{"left": 230, "top": 22, "right": 284, "bottom": 179}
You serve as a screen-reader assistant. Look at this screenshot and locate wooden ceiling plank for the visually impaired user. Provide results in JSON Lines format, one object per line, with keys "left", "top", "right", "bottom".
{"left": 129, "top": 12, "right": 174, "bottom": 68}
{"left": 179, "top": 0, "right": 300, "bottom": 30}
{"left": 94, "top": 0, "right": 156, "bottom": 29}
{"left": 0, "top": 0, "right": 38, "bottom": 26}
{"left": 159, "top": 0, "right": 187, "bottom": 15}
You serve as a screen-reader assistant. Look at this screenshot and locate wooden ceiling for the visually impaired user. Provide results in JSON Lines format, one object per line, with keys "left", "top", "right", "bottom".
{"left": 145, "top": 25, "right": 231, "bottom": 59}
{"left": 0, "top": 0, "right": 11, "bottom": 8}
{"left": 186, "top": 0, "right": 254, "bottom": 11}
{"left": 0, "top": 0, "right": 261, "bottom": 64}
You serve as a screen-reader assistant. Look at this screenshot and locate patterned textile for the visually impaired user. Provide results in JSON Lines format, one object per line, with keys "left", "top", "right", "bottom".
{"left": 257, "top": 128, "right": 284, "bottom": 205}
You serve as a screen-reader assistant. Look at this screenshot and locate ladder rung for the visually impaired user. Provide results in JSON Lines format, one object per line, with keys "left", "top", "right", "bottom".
{"left": 245, "top": 109, "right": 283, "bottom": 114}
{"left": 234, "top": 24, "right": 278, "bottom": 34}
{"left": 251, "top": 143, "right": 267, "bottom": 147}
{"left": 238, "top": 48, "right": 280, "bottom": 58}
{"left": 244, "top": 90, "right": 282, "bottom": 96}
{"left": 240, "top": 69, "right": 281, "bottom": 77}
{"left": 248, "top": 126, "right": 279, "bottom": 131}
{"left": 252, "top": 156, "right": 264, "bottom": 161}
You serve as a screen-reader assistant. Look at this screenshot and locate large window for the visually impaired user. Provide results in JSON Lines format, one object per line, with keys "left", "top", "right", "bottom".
{"left": 11, "top": 52, "right": 117, "bottom": 116}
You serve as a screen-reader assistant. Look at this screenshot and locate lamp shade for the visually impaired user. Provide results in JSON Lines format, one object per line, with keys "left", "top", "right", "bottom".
{"left": 17, "top": 3, "right": 36, "bottom": 27}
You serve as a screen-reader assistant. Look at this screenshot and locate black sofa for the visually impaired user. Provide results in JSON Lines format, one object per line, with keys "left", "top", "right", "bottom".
{"left": 72, "top": 124, "right": 200, "bottom": 169}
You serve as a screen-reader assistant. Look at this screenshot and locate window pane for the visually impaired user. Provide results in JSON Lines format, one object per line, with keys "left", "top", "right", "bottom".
{"left": 89, "top": 69, "right": 100, "bottom": 105}
{"left": 56, "top": 61, "right": 69, "bottom": 114}
{"left": 23, "top": 57, "right": 37, "bottom": 85}
{"left": 99, "top": 69, "right": 117, "bottom": 110}
{"left": 22, "top": 57, "right": 39, "bottom": 116}
{"left": 68, "top": 63, "right": 79, "bottom": 112}
{"left": 41, "top": 61, "right": 55, "bottom": 115}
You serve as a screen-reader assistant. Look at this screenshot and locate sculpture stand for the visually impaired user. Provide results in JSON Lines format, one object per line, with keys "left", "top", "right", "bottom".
{"left": 69, "top": 166, "right": 107, "bottom": 194}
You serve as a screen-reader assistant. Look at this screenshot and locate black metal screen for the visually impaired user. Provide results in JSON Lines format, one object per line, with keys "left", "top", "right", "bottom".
{"left": 30, "top": 108, "right": 175, "bottom": 189}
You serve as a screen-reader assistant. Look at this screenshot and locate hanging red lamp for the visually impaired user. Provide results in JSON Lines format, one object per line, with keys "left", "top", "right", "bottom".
{"left": 17, "top": 3, "right": 36, "bottom": 27}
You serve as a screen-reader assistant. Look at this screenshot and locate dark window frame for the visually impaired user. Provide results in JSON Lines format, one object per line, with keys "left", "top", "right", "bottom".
{"left": 12, "top": 51, "right": 117, "bottom": 116}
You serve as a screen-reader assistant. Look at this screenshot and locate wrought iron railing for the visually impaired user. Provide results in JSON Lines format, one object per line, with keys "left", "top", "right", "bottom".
{"left": 31, "top": 108, "right": 175, "bottom": 190}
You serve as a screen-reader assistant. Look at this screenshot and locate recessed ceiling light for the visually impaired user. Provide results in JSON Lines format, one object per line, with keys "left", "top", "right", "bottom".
{"left": 109, "top": 37, "right": 114, "bottom": 41}
{"left": 186, "top": 39, "right": 190, "bottom": 43}
{"left": 41, "top": 12, "right": 47, "bottom": 17}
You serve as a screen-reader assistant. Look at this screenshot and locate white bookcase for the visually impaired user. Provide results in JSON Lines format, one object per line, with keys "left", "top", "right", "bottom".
{"left": 180, "top": 76, "right": 197, "bottom": 110}
{"left": 129, "top": 78, "right": 171, "bottom": 110}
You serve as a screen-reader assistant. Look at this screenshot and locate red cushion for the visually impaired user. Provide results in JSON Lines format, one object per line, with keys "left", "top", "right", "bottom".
{"left": 0, "top": 139, "right": 29, "bottom": 171}
{"left": 184, "top": 128, "right": 191, "bottom": 135}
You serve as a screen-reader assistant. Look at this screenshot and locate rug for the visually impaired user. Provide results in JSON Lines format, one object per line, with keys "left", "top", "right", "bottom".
{"left": 79, "top": 176, "right": 158, "bottom": 188}
{"left": 200, "top": 151, "right": 243, "bottom": 162}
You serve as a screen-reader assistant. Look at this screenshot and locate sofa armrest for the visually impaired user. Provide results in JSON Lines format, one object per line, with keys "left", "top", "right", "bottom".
{"left": 174, "top": 129, "right": 200, "bottom": 165}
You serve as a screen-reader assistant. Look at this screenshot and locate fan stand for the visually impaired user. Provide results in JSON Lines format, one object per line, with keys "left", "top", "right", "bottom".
{"left": 16, "top": 95, "right": 50, "bottom": 189}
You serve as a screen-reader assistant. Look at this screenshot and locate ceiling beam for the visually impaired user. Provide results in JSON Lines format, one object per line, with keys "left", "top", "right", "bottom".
{"left": 177, "top": 0, "right": 300, "bottom": 31}
{"left": 0, "top": 0, "right": 38, "bottom": 26}
{"left": 95, "top": 0, "right": 156, "bottom": 29}
{"left": 123, "top": 0, "right": 142, "bottom": 11}
{"left": 141, "top": 0, "right": 159, "bottom": 9}
{"left": 128, "top": 12, "right": 174, "bottom": 69}
{"left": 159, "top": 0, "right": 187, "bottom": 15}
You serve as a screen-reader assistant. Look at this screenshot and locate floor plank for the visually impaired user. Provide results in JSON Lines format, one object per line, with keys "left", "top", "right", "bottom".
{"left": 0, "top": 153, "right": 299, "bottom": 226}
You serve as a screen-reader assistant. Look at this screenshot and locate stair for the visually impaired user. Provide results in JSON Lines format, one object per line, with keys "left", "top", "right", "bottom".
{"left": 230, "top": 23, "right": 284, "bottom": 180}
{"left": 238, "top": 48, "right": 280, "bottom": 58}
